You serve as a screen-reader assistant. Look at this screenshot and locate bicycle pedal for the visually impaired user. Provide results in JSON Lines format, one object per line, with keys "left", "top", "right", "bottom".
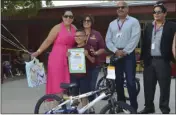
{"left": 88, "top": 107, "right": 95, "bottom": 114}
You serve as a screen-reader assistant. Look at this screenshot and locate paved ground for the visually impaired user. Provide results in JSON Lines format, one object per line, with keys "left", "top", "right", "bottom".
{"left": 1, "top": 73, "right": 176, "bottom": 114}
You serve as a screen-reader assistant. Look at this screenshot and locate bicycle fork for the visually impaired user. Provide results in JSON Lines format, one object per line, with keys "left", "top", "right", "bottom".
{"left": 108, "top": 97, "right": 116, "bottom": 113}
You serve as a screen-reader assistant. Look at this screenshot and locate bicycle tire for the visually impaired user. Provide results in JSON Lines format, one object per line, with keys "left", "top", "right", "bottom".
{"left": 100, "top": 101, "right": 136, "bottom": 114}
{"left": 34, "top": 94, "right": 62, "bottom": 114}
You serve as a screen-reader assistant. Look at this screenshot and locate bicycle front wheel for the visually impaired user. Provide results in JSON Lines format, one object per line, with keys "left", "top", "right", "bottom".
{"left": 100, "top": 101, "right": 136, "bottom": 114}
{"left": 96, "top": 77, "right": 115, "bottom": 100}
{"left": 34, "top": 94, "right": 62, "bottom": 114}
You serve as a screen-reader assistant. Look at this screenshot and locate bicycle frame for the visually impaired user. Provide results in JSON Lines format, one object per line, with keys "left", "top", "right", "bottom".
{"left": 47, "top": 87, "right": 109, "bottom": 114}
{"left": 78, "top": 92, "right": 108, "bottom": 113}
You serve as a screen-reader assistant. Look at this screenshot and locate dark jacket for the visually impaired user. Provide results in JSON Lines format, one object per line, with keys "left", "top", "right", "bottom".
{"left": 140, "top": 21, "right": 176, "bottom": 66}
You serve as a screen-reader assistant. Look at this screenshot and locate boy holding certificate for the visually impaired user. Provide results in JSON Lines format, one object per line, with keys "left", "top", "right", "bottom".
{"left": 69, "top": 29, "right": 95, "bottom": 107}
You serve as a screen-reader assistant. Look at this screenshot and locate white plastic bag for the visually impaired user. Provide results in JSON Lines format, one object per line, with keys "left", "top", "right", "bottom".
{"left": 25, "top": 58, "right": 46, "bottom": 87}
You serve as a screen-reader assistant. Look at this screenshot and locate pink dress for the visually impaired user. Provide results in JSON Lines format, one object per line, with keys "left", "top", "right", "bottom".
{"left": 46, "top": 22, "right": 76, "bottom": 94}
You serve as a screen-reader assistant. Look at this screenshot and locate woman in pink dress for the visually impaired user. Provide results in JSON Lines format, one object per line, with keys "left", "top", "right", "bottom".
{"left": 32, "top": 10, "right": 77, "bottom": 95}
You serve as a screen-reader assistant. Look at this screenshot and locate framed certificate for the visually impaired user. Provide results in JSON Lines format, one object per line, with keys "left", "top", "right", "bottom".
{"left": 68, "top": 48, "right": 86, "bottom": 73}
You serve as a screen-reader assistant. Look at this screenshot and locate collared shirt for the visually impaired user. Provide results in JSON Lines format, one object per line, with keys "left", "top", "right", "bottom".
{"left": 87, "top": 29, "right": 105, "bottom": 51}
{"left": 105, "top": 15, "right": 141, "bottom": 54}
{"left": 151, "top": 21, "right": 163, "bottom": 56}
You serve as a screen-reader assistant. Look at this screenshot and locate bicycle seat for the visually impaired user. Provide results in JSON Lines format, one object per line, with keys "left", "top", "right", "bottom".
{"left": 60, "top": 83, "right": 77, "bottom": 89}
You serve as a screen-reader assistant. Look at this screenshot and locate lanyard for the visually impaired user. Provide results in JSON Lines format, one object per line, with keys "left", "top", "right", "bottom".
{"left": 117, "top": 19, "right": 126, "bottom": 31}
{"left": 154, "top": 21, "right": 163, "bottom": 36}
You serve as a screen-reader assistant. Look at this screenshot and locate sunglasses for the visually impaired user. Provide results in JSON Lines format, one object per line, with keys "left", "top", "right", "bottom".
{"left": 154, "top": 3, "right": 163, "bottom": 7}
{"left": 153, "top": 10, "right": 163, "bottom": 14}
{"left": 117, "top": 6, "right": 126, "bottom": 10}
{"left": 83, "top": 20, "right": 91, "bottom": 23}
{"left": 63, "top": 15, "right": 74, "bottom": 19}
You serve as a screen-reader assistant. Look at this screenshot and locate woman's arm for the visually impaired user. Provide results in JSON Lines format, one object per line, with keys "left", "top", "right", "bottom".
{"left": 86, "top": 54, "right": 95, "bottom": 63}
{"left": 85, "top": 50, "right": 95, "bottom": 63}
{"left": 92, "top": 31, "right": 105, "bottom": 56}
{"left": 32, "top": 24, "right": 60, "bottom": 57}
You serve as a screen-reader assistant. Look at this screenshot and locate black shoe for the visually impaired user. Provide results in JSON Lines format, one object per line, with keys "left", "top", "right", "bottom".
{"left": 138, "top": 107, "right": 155, "bottom": 114}
{"left": 162, "top": 112, "right": 169, "bottom": 114}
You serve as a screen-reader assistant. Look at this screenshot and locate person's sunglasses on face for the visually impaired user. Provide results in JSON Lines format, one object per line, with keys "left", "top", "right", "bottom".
{"left": 63, "top": 15, "right": 74, "bottom": 19}
{"left": 153, "top": 10, "right": 163, "bottom": 15}
{"left": 83, "top": 19, "right": 91, "bottom": 23}
{"left": 117, "top": 6, "right": 127, "bottom": 10}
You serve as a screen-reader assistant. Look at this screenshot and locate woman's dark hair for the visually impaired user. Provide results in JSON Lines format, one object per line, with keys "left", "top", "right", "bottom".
{"left": 80, "top": 14, "right": 94, "bottom": 28}
{"left": 59, "top": 10, "right": 73, "bottom": 23}
{"left": 154, "top": 2, "right": 167, "bottom": 13}
{"left": 62, "top": 9, "right": 73, "bottom": 16}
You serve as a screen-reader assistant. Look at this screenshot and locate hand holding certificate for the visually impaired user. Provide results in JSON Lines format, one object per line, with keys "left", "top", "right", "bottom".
{"left": 68, "top": 48, "right": 86, "bottom": 73}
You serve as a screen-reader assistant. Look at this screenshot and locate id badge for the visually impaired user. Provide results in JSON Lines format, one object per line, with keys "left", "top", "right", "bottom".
{"left": 106, "top": 56, "right": 110, "bottom": 64}
{"left": 151, "top": 43, "right": 155, "bottom": 50}
{"left": 116, "top": 32, "right": 122, "bottom": 38}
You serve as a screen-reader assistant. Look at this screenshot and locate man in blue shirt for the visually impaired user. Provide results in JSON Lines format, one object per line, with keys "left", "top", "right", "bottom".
{"left": 106, "top": 1, "right": 141, "bottom": 112}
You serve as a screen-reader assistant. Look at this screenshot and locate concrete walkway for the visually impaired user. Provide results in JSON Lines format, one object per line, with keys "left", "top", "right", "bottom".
{"left": 1, "top": 73, "right": 175, "bottom": 114}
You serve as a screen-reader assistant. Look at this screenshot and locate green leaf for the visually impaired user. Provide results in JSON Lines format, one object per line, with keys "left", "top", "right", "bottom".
{"left": 1, "top": 0, "right": 53, "bottom": 17}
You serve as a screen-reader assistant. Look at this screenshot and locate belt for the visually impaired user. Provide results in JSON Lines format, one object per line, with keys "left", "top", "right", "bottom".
{"left": 151, "top": 56, "right": 163, "bottom": 59}
{"left": 118, "top": 48, "right": 124, "bottom": 50}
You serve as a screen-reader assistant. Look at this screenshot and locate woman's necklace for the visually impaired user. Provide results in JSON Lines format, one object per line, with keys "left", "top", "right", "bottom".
{"left": 66, "top": 26, "right": 71, "bottom": 32}
{"left": 67, "top": 28, "right": 71, "bottom": 32}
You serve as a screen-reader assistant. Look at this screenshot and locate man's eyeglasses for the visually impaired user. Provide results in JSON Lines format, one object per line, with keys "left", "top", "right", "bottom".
{"left": 153, "top": 10, "right": 163, "bottom": 14}
{"left": 83, "top": 20, "right": 91, "bottom": 23}
{"left": 63, "top": 15, "right": 74, "bottom": 19}
{"left": 117, "top": 6, "right": 127, "bottom": 10}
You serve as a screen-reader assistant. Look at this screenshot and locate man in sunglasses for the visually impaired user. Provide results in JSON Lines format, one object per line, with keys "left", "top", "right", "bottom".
{"left": 139, "top": 2, "right": 176, "bottom": 114}
{"left": 105, "top": 1, "right": 141, "bottom": 112}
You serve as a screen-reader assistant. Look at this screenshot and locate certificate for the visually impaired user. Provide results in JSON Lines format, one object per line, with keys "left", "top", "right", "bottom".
{"left": 68, "top": 48, "right": 86, "bottom": 73}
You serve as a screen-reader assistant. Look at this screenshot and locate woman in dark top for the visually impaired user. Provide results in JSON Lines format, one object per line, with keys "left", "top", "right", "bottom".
{"left": 81, "top": 15, "right": 105, "bottom": 102}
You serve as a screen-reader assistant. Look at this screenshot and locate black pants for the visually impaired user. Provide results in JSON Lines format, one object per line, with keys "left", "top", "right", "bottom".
{"left": 143, "top": 58, "right": 171, "bottom": 113}
{"left": 115, "top": 51, "right": 138, "bottom": 110}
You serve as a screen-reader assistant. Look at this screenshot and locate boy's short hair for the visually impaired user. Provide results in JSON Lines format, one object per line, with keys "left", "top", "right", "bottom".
{"left": 76, "top": 29, "right": 86, "bottom": 35}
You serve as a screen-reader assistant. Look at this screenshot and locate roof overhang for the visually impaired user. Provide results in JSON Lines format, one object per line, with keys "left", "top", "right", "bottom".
{"left": 41, "top": 1, "right": 157, "bottom": 9}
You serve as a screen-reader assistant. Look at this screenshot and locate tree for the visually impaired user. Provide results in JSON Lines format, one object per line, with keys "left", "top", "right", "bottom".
{"left": 1, "top": 0, "right": 53, "bottom": 17}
